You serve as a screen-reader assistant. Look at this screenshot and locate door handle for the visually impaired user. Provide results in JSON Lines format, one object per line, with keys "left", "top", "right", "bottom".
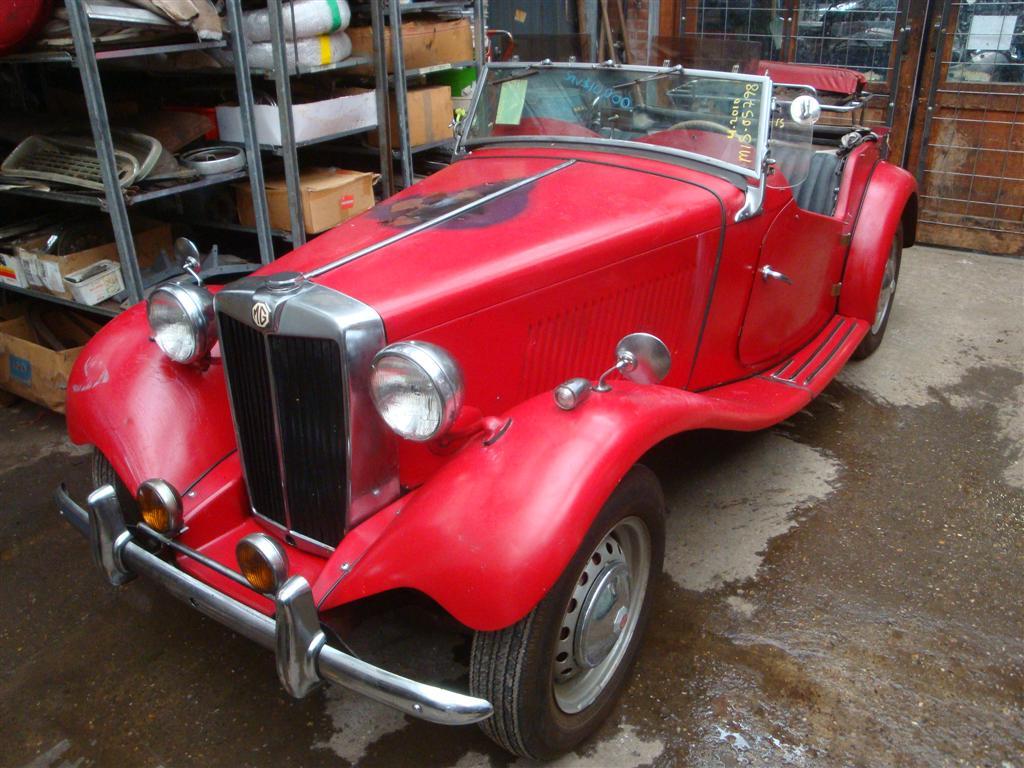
{"left": 760, "top": 265, "right": 793, "bottom": 284}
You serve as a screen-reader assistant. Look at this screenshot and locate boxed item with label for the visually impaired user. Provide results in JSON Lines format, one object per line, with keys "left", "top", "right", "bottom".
{"left": 217, "top": 87, "right": 376, "bottom": 147}
{"left": 237, "top": 167, "right": 376, "bottom": 234}
{"left": 64, "top": 260, "right": 125, "bottom": 306}
{"left": 349, "top": 18, "right": 473, "bottom": 73}
{"left": 0, "top": 253, "right": 29, "bottom": 288}
{"left": 0, "top": 309, "right": 100, "bottom": 413}
{"left": 12, "top": 220, "right": 170, "bottom": 301}
{"left": 369, "top": 86, "right": 454, "bottom": 149}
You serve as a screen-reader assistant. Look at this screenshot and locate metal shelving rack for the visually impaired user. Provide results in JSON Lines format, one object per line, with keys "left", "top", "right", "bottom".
{"left": 0, "top": 0, "right": 273, "bottom": 315}
{"left": 245, "top": 0, "right": 391, "bottom": 247}
{"left": 386, "top": 0, "right": 485, "bottom": 191}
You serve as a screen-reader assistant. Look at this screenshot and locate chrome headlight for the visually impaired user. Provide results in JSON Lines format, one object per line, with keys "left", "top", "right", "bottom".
{"left": 370, "top": 341, "right": 464, "bottom": 441}
{"left": 147, "top": 283, "right": 216, "bottom": 364}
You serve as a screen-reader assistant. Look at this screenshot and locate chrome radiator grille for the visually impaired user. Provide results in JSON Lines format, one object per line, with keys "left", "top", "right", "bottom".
{"left": 218, "top": 313, "right": 348, "bottom": 548}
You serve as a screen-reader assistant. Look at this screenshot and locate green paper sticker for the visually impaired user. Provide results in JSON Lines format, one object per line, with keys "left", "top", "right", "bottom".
{"left": 495, "top": 80, "right": 528, "bottom": 125}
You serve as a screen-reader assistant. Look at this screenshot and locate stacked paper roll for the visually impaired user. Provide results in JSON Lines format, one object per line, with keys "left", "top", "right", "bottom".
{"left": 243, "top": 0, "right": 352, "bottom": 42}
{"left": 246, "top": 31, "right": 353, "bottom": 70}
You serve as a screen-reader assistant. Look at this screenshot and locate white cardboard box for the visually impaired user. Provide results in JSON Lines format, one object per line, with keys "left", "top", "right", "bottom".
{"left": 0, "top": 254, "right": 29, "bottom": 288}
{"left": 64, "top": 260, "right": 124, "bottom": 306}
{"left": 216, "top": 88, "right": 377, "bottom": 146}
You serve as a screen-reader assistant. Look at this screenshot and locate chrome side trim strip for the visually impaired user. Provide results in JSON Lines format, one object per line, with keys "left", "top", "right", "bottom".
{"left": 304, "top": 159, "right": 576, "bottom": 279}
{"left": 56, "top": 484, "right": 494, "bottom": 726}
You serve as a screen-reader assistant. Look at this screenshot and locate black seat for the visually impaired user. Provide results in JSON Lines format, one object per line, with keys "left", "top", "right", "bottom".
{"left": 770, "top": 145, "right": 843, "bottom": 217}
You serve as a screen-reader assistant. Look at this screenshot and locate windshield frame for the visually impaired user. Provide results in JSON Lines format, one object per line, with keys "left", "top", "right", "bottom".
{"left": 456, "top": 61, "right": 774, "bottom": 182}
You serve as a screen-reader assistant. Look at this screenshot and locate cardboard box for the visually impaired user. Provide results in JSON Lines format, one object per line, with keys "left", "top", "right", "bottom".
{"left": 237, "top": 167, "right": 376, "bottom": 234}
{"left": 216, "top": 88, "right": 377, "bottom": 147}
{"left": 370, "top": 86, "right": 454, "bottom": 149}
{"left": 0, "top": 253, "right": 29, "bottom": 288}
{"left": 13, "top": 221, "right": 170, "bottom": 301}
{"left": 349, "top": 18, "right": 473, "bottom": 73}
{"left": 0, "top": 311, "right": 96, "bottom": 413}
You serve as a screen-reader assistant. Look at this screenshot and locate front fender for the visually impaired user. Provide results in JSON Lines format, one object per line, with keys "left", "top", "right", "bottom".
{"left": 840, "top": 162, "right": 917, "bottom": 323}
{"left": 320, "top": 379, "right": 809, "bottom": 631}
{"left": 66, "top": 304, "right": 236, "bottom": 492}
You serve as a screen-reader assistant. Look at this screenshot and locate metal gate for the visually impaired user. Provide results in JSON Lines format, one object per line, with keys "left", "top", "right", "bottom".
{"left": 677, "top": 0, "right": 917, "bottom": 134}
{"left": 908, "top": 0, "right": 1024, "bottom": 255}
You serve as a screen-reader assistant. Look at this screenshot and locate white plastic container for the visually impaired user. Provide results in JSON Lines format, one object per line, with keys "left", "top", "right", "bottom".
{"left": 246, "top": 31, "right": 352, "bottom": 71}
{"left": 217, "top": 87, "right": 376, "bottom": 146}
{"left": 243, "top": 0, "right": 351, "bottom": 43}
{"left": 63, "top": 260, "right": 124, "bottom": 306}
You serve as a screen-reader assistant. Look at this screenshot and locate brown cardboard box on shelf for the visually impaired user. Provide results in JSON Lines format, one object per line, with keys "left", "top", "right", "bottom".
{"left": 237, "top": 167, "right": 376, "bottom": 235}
{"left": 0, "top": 310, "right": 101, "bottom": 413}
{"left": 369, "top": 86, "right": 454, "bottom": 150}
{"left": 349, "top": 18, "right": 474, "bottom": 73}
{"left": 12, "top": 220, "right": 170, "bottom": 301}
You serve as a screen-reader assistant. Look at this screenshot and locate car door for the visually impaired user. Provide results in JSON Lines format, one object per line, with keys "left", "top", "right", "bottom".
{"left": 738, "top": 200, "right": 846, "bottom": 366}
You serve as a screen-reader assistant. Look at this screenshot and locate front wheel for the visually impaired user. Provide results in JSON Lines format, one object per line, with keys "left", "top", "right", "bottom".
{"left": 469, "top": 465, "right": 666, "bottom": 760}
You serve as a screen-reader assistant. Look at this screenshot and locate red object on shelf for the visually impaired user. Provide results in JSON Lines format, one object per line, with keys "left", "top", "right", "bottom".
{"left": 754, "top": 59, "right": 868, "bottom": 97}
{"left": 0, "top": 0, "right": 53, "bottom": 56}
{"left": 164, "top": 106, "right": 221, "bottom": 141}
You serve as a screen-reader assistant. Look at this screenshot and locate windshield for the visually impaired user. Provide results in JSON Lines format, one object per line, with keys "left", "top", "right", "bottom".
{"left": 461, "top": 63, "right": 772, "bottom": 179}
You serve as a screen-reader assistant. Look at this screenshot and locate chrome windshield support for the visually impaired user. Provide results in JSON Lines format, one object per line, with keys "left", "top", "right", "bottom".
{"left": 735, "top": 179, "right": 766, "bottom": 222}
{"left": 56, "top": 484, "right": 494, "bottom": 726}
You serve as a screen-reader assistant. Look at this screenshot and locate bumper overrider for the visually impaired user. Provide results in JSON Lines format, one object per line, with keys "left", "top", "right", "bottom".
{"left": 55, "top": 483, "right": 493, "bottom": 726}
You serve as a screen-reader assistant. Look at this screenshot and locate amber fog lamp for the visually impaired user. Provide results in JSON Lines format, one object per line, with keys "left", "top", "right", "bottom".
{"left": 236, "top": 534, "right": 289, "bottom": 594}
{"left": 136, "top": 479, "right": 184, "bottom": 536}
{"left": 147, "top": 283, "right": 217, "bottom": 365}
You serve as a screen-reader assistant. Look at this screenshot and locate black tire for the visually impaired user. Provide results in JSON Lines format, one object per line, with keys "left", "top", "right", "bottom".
{"left": 469, "top": 465, "right": 666, "bottom": 760}
{"left": 853, "top": 225, "right": 903, "bottom": 360}
{"left": 91, "top": 449, "right": 140, "bottom": 525}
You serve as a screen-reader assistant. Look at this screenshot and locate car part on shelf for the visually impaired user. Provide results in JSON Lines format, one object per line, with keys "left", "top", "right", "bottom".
{"left": 180, "top": 145, "right": 246, "bottom": 176}
{"left": 1, "top": 135, "right": 139, "bottom": 190}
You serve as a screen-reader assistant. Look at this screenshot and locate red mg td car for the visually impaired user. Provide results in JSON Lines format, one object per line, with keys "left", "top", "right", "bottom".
{"left": 58, "top": 60, "right": 916, "bottom": 760}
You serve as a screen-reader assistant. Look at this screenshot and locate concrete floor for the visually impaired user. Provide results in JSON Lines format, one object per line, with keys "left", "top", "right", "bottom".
{"left": 1, "top": 245, "right": 1021, "bottom": 768}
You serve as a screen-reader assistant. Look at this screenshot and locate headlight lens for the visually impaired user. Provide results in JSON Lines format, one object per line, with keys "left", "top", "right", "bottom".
{"left": 147, "top": 283, "right": 216, "bottom": 365}
{"left": 370, "top": 341, "right": 464, "bottom": 441}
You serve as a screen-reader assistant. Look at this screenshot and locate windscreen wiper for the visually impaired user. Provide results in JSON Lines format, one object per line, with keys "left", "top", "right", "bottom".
{"left": 610, "top": 65, "right": 684, "bottom": 91}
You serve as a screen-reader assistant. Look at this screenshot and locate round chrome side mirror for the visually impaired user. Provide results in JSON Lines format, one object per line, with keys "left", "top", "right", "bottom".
{"left": 790, "top": 94, "right": 822, "bottom": 126}
{"left": 615, "top": 333, "right": 672, "bottom": 385}
{"left": 174, "top": 237, "right": 203, "bottom": 284}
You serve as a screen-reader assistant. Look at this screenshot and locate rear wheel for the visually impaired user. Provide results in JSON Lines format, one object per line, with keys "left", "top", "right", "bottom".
{"left": 853, "top": 226, "right": 902, "bottom": 360}
{"left": 469, "top": 465, "right": 666, "bottom": 760}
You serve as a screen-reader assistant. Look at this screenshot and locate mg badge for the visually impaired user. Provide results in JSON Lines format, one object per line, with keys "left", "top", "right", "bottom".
{"left": 252, "top": 301, "right": 271, "bottom": 328}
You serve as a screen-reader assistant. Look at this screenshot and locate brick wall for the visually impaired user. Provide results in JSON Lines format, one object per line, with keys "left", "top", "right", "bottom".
{"left": 624, "top": 0, "right": 650, "bottom": 65}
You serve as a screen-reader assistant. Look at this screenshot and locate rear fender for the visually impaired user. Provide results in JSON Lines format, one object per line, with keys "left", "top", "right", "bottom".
{"left": 66, "top": 304, "right": 236, "bottom": 493}
{"left": 318, "top": 380, "right": 801, "bottom": 631}
{"left": 840, "top": 162, "right": 918, "bottom": 323}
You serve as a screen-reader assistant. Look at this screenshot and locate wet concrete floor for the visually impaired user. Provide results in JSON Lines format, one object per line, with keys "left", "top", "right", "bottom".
{"left": 1, "top": 245, "right": 1021, "bottom": 767}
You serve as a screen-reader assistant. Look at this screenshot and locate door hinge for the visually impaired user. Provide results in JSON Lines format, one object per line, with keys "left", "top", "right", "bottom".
{"left": 831, "top": 282, "right": 843, "bottom": 297}
{"left": 839, "top": 233, "right": 852, "bottom": 247}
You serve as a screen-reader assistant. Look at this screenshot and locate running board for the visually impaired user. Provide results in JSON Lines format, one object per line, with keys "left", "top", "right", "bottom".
{"left": 766, "top": 316, "right": 867, "bottom": 390}
{"left": 698, "top": 315, "right": 869, "bottom": 430}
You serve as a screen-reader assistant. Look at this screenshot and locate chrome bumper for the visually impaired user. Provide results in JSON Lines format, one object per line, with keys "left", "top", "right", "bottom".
{"left": 56, "top": 484, "right": 493, "bottom": 726}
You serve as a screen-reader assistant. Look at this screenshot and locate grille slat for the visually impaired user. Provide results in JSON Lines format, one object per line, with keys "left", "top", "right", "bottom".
{"left": 270, "top": 335, "right": 347, "bottom": 545}
{"left": 218, "top": 314, "right": 347, "bottom": 547}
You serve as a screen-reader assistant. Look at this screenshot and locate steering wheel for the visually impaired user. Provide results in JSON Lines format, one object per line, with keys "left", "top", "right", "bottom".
{"left": 670, "top": 119, "right": 732, "bottom": 135}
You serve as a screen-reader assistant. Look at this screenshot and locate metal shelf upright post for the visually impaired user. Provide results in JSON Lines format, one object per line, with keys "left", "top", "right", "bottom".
{"left": 387, "top": 0, "right": 485, "bottom": 191}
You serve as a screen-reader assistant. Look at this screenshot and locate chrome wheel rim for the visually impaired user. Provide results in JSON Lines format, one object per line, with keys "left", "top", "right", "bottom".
{"left": 872, "top": 240, "right": 899, "bottom": 334}
{"left": 553, "top": 516, "right": 651, "bottom": 714}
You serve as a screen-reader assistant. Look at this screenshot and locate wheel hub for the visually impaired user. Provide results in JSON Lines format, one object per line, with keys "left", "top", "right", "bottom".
{"left": 574, "top": 561, "right": 631, "bottom": 668}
